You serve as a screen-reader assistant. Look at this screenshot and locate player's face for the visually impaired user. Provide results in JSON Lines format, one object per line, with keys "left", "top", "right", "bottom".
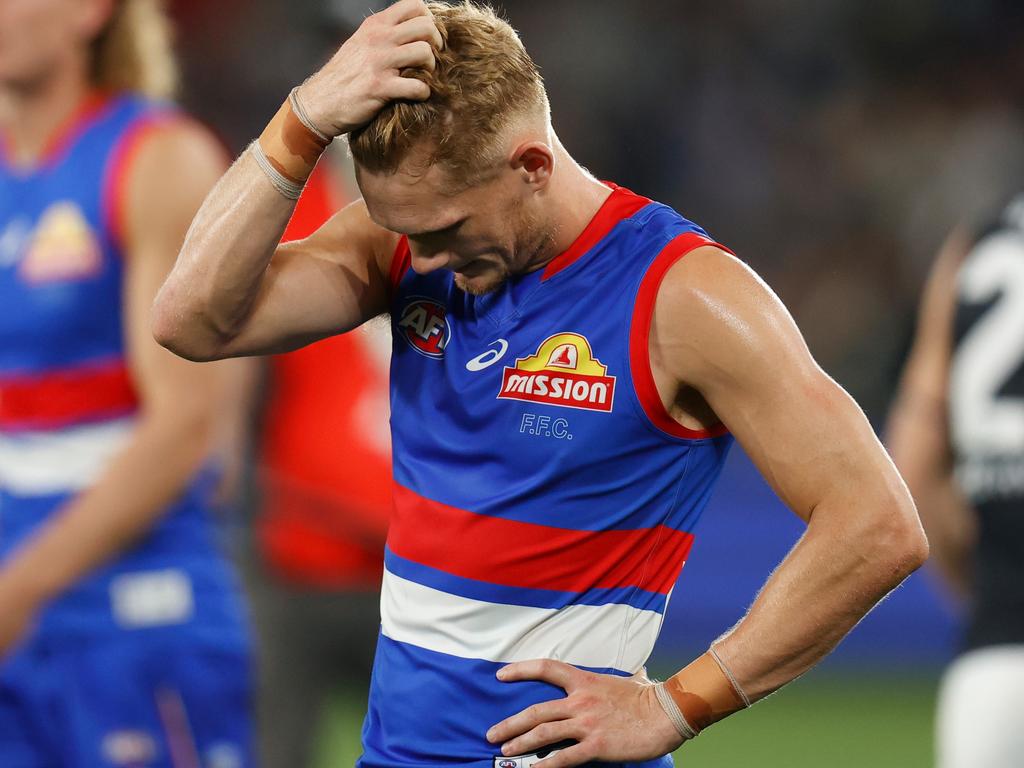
{"left": 0, "top": 0, "right": 108, "bottom": 91}
{"left": 357, "top": 152, "right": 555, "bottom": 296}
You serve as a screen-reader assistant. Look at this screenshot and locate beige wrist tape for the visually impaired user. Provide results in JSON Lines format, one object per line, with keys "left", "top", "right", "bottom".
{"left": 256, "top": 90, "right": 331, "bottom": 189}
{"left": 659, "top": 649, "right": 748, "bottom": 737}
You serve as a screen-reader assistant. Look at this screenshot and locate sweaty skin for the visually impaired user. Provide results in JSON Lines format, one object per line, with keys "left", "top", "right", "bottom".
{"left": 152, "top": 1, "right": 929, "bottom": 765}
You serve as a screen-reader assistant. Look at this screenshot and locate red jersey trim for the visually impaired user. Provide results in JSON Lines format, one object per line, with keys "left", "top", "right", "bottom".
{"left": 541, "top": 183, "right": 652, "bottom": 281}
{"left": 629, "top": 233, "right": 731, "bottom": 440}
{"left": 0, "top": 360, "right": 138, "bottom": 430}
{"left": 0, "top": 90, "right": 115, "bottom": 170}
{"left": 388, "top": 482, "right": 694, "bottom": 596}
{"left": 101, "top": 113, "right": 185, "bottom": 256}
{"left": 387, "top": 235, "right": 412, "bottom": 300}
{"left": 39, "top": 91, "right": 115, "bottom": 167}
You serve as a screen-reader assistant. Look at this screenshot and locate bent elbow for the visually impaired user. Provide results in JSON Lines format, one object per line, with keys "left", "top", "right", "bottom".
{"left": 876, "top": 497, "right": 930, "bottom": 582}
{"left": 151, "top": 287, "right": 224, "bottom": 363}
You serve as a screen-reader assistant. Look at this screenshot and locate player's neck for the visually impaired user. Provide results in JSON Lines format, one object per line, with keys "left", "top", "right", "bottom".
{"left": 541, "top": 143, "right": 616, "bottom": 263}
{"left": 0, "top": 57, "right": 94, "bottom": 168}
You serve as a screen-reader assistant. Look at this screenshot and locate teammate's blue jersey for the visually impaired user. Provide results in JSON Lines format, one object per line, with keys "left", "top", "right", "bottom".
{"left": 362, "top": 184, "right": 733, "bottom": 767}
{"left": 0, "top": 93, "right": 247, "bottom": 644}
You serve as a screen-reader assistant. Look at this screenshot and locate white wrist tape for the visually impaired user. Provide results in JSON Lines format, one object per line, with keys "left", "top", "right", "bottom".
{"left": 249, "top": 140, "right": 304, "bottom": 200}
{"left": 709, "top": 644, "right": 751, "bottom": 708}
{"left": 653, "top": 681, "right": 697, "bottom": 741}
{"left": 289, "top": 86, "right": 332, "bottom": 144}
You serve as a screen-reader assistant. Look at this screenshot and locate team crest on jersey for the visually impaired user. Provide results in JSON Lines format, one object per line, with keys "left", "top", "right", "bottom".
{"left": 18, "top": 202, "right": 102, "bottom": 283}
{"left": 398, "top": 297, "right": 451, "bottom": 358}
{"left": 498, "top": 333, "right": 616, "bottom": 412}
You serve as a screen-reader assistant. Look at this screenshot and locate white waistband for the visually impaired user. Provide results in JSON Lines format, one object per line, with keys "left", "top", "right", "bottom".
{"left": 380, "top": 567, "right": 664, "bottom": 672}
{"left": 0, "top": 418, "right": 135, "bottom": 495}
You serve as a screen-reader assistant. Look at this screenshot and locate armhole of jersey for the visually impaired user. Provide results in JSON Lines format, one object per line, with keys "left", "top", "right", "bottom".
{"left": 100, "top": 112, "right": 184, "bottom": 257}
{"left": 387, "top": 235, "right": 412, "bottom": 302}
{"left": 629, "top": 232, "right": 732, "bottom": 440}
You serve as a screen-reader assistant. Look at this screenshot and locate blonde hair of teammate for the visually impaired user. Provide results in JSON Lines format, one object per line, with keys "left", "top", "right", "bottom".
{"left": 92, "top": 0, "right": 178, "bottom": 100}
{"left": 348, "top": 1, "right": 548, "bottom": 183}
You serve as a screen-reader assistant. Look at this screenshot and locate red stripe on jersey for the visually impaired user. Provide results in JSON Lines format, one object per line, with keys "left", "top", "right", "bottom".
{"left": 541, "top": 183, "right": 652, "bottom": 281}
{"left": 388, "top": 236, "right": 412, "bottom": 300}
{"left": 388, "top": 482, "right": 694, "bottom": 595}
{"left": 629, "top": 233, "right": 731, "bottom": 440}
{"left": 0, "top": 360, "right": 137, "bottom": 430}
{"left": 101, "top": 114, "right": 189, "bottom": 254}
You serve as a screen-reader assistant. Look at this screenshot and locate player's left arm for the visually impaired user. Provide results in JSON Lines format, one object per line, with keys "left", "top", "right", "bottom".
{"left": 0, "top": 121, "right": 246, "bottom": 653}
{"left": 489, "top": 246, "right": 929, "bottom": 766}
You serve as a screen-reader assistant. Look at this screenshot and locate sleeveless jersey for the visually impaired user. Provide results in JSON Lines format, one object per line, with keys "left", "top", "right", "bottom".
{"left": 360, "top": 184, "right": 733, "bottom": 767}
{"left": 0, "top": 93, "right": 247, "bottom": 642}
{"left": 950, "top": 194, "right": 1024, "bottom": 652}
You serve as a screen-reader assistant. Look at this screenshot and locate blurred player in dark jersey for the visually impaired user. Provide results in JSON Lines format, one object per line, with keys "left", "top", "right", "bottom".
{"left": 889, "top": 196, "right": 1024, "bottom": 767}
{"left": 0, "top": 0, "right": 254, "bottom": 764}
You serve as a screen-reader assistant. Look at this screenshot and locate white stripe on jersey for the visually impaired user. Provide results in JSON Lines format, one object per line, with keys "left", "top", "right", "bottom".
{"left": 380, "top": 567, "right": 665, "bottom": 672}
{"left": 0, "top": 417, "right": 134, "bottom": 495}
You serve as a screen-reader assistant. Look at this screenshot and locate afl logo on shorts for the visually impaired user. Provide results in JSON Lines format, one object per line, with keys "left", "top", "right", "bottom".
{"left": 398, "top": 297, "right": 451, "bottom": 359}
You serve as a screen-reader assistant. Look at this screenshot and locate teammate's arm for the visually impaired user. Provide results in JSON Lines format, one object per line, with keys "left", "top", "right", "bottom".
{"left": 489, "top": 247, "right": 929, "bottom": 766}
{"left": 886, "top": 230, "right": 976, "bottom": 599}
{"left": 0, "top": 123, "right": 243, "bottom": 654}
{"left": 151, "top": 0, "right": 441, "bottom": 362}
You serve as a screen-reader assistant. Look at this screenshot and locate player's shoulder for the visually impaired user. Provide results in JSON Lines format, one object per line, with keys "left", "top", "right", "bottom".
{"left": 658, "top": 243, "right": 769, "bottom": 314}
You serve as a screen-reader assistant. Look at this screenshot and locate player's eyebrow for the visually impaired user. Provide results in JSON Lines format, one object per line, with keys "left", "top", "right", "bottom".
{"left": 402, "top": 218, "right": 466, "bottom": 238}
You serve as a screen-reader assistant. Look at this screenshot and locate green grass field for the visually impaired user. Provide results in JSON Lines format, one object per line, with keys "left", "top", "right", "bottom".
{"left": 313, "top": 673, "right": 939, "bottom": 767}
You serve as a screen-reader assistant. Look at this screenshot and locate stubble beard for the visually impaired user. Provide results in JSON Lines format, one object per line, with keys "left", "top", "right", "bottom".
{"left": 453, "top": 208, "right": 555, "bottom": 297}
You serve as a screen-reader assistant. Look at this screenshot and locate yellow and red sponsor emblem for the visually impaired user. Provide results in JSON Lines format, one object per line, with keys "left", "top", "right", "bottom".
{"left": 498, "top": 333, "right": 616, "bottom": 412}
{"left": 18, "top": 201, "right": 103, "bottom": 283}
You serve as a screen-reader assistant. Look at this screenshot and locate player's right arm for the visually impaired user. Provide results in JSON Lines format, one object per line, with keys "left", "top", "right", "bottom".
{"left": 886, "top": 229, "right": 976, "bottom": 599}
{"left": 152, "top": 0, "right": 441, "bottom": 361}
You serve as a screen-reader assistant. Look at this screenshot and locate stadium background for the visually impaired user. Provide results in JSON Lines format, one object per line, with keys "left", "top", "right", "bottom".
{"left": 167, "top": 1, "right": 1024, "bottom": 765}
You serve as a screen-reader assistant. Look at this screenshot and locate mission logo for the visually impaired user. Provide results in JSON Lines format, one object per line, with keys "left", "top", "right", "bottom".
{"left": 498, "top": 333, "right": 616, "bottom": 413}
{"left": 398, "top": 297, "right": 451, "bottom": 358}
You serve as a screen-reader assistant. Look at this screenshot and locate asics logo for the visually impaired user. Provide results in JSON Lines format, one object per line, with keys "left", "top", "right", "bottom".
{"left": 466, "top": 339, "right": 509, "bottom": 371}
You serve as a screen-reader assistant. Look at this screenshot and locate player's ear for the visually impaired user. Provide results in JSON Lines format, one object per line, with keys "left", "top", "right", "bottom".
{"left": 79, "top": 0, "right": 116, "bottom": 42}
{"left": 510, "top": 142, "right": 554, "bottom": 190}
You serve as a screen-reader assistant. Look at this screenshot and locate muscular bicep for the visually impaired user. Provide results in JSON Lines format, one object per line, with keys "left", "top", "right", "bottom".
{"left": 655, "top": 247, "right": 906, "bottom": 521}
{"left": 217, "top": 199, "right": 397, "bottom": 357}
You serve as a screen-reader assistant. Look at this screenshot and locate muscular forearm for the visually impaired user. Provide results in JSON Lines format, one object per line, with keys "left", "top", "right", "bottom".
{"left": 152, "top": 149, "right": 297, "bottom": 360}
{"left": 711, "top": 496, "right": 926, "bottom": 700}
{"left": 0, "top": 409, "right": 214, "bottom": 605}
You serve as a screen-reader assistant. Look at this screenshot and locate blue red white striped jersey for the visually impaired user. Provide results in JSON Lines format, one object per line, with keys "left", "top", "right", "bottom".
{"left": 360, "top": 184, "right": 733, "bottom": 767}
{"left": 0, "top": 93, "right": 246, "bottom": 642}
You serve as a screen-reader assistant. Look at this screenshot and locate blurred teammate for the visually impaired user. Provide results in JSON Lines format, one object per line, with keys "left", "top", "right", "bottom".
{"left": 889, "top": 197, "right": 1024, "bottom": 768}
{"left": 154, "top": 2, "right": 928, "bottom": 766}
{"left": 0, "top": 0, "right": 254, "bottom": 765}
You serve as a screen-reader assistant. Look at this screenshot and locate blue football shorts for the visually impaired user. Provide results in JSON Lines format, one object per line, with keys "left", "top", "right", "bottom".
{"left": 0, "top": 631, "right": 254, "bottom": 768}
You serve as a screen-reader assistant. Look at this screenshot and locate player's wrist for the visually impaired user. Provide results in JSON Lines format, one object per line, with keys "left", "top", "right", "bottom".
{"left": 655, "top": 646, "right": 750, "bottom": 740}
{"left": 253, "top": 88, "right": 332, "bottom": 199}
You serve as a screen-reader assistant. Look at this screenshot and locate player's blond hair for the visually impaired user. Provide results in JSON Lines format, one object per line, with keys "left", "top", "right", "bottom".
{"left": 349, "top": 1, "right": 548, "bottom": 183}
{"left": 92, "top": 0, "right": 178, "bottom": 100}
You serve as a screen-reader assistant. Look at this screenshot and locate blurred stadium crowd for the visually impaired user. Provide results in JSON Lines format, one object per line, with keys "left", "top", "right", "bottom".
{"left": 174, "top": 0, "right": 1024, "bottom": 418}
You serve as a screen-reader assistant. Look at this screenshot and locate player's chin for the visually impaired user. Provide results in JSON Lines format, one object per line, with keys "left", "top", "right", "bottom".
{"left": 454, "top": 270, "right": 506, "bottom": 296}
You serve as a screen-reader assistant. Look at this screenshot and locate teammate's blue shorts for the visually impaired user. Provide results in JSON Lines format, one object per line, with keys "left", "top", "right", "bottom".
{"left": 0, "top": 630, "right": 254, "bottom": 768}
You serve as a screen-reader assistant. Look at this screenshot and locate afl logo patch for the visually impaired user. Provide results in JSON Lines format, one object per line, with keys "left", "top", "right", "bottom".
{"left": 398, "top": 297, "right": 451, "bottom": 358}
